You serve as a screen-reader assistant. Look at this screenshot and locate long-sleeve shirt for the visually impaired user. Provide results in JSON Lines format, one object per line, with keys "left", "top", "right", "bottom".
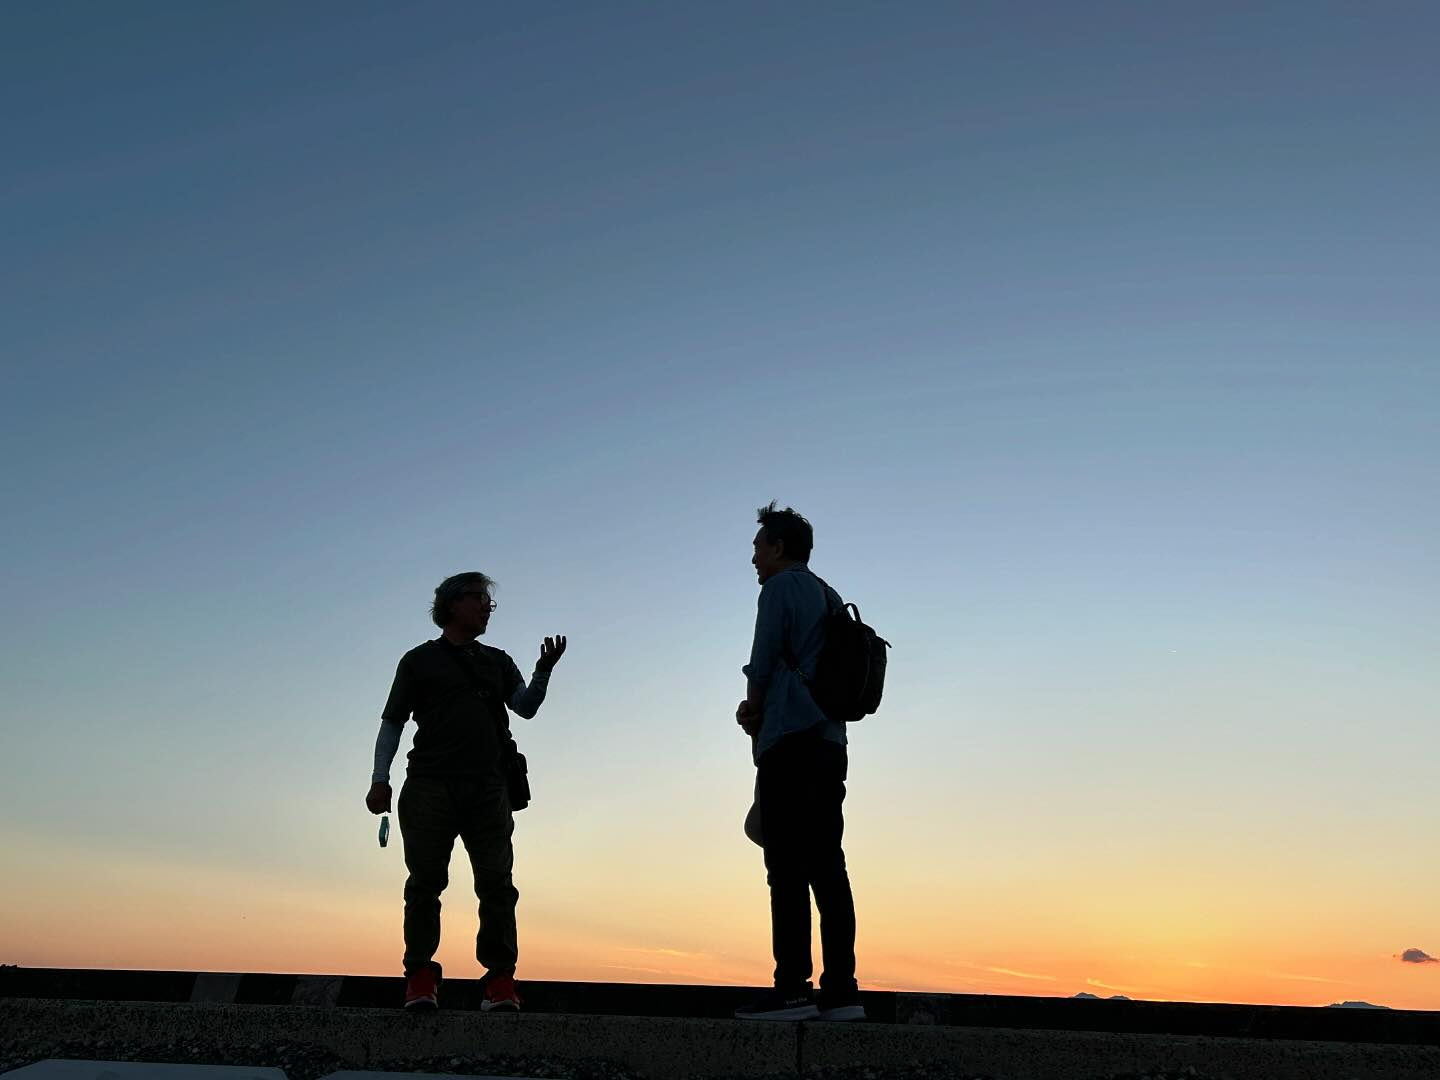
{"left": 743, "top": 562, "right": 847, "bottom": 762}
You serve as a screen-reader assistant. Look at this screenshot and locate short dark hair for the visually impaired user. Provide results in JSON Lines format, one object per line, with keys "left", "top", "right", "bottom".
{"left": 756, "top": 500, "right": 814, "bottom": 562}
{"left": 431, "top": 571, "right": 495, "bottom": 628}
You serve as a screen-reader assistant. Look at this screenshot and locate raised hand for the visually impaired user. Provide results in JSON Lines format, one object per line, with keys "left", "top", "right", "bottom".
{"left": 536, "top": 634, "right": 568, "bottom": 672}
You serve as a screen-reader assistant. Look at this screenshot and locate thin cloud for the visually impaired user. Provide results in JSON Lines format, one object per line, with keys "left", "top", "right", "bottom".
{"left": 983, "top": 965, "right": 1058, "bottom": 982}
{"left": 600, "top": 962, "right": 714, "bottom": 980}
{"left": 1086, "top": 977, "right": 1148, "bottom": 994}
{"left": 600, "top": 964, "right": 683, "bottom": 977}
{"left": 1267, "top": 971, "right": 1345, "bottom": 985}
{"left": 619, "top": 946, "right": 713, "bottom": 961}
{"left": 1399, "top": 948, "right": 1438, "bottom": 965}
{"left": 921, "top": 958, "right": 1058, "bottom": 983}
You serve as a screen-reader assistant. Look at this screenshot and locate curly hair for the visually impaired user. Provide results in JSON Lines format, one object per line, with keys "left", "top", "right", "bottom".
{"left": 430, "top": 571, "right": 495, "bottom": 628}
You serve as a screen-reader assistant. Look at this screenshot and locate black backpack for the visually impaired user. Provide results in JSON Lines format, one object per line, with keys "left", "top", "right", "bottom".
{"left": 793, "top": 572, "right": 892, "bottom": 723}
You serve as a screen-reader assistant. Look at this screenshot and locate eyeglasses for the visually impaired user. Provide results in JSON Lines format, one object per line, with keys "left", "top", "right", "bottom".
{"left": 462, "top": 592, "right": 497, "bottom": 612}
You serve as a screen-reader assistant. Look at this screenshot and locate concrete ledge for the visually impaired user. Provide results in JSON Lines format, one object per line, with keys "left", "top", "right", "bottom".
{"left": 4, "top": 968, "right": 1437, "bottom": 1046}
{"left": 801, "top": 1018, "right": 1440, "bottom": 1080}
{"left": 0, "top": 1000, "right": 792, "bottom": 1079}
{"left": 5, "top": 1064, "right": 287, "bottom": 1079}
{"left": 7, "top": 998, "right": 1440, "bottom": 1080}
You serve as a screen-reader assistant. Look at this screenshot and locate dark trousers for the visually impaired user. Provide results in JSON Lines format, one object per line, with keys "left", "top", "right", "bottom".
{"left": 398, "top": 775, "right": 517, "bottom": 978}
{"left": 756, "top": 730, "right": 857, "bottom": 994}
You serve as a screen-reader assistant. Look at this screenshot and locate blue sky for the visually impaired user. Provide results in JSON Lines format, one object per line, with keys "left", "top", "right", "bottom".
{"left": 2, "top": 2, "right": 1437, "bottom": 1004}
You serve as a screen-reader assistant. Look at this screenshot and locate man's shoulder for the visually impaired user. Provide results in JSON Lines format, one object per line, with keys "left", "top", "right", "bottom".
{"left": 402, "top": 639, "right": 513, "bottom": 662}
{"left": 765, "top": 566, "right": 838, "bottom": 617}
{"left": 762, "top": 565, "right": 818, "bottom": 596}
{"left": 396, "top": 639, "right": 445, "bottom": 669}
{"left": 475, "top": 642, "right": 518, "bottom": 668}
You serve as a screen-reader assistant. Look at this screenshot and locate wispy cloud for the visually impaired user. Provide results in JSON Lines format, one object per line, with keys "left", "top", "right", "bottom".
{"left": 1399, "top": 948, "right": 1438, "bottom": 965}
{"left": 1086, "top": 977, "right": 1148, "bottom": 994}
{"left": 904, "top": 958, "right": 1057, "bottom": 984}
{"left": 1266, "top": 971, "right": 1345, "bottom": 985}
{"left": 600, "top": 946, "right": 720, "bottom": 982}
{"left": 619, "top": 946, "right": 713, "bottom": 961}
{"left": 860, "top": 978, "right": 915, "bottom": 992}
{"left": 981, "top": 965, "right": 1058, "bottom": 982}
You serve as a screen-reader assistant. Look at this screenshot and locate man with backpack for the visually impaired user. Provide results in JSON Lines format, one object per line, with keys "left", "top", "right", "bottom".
{"left": 734, "top": 502, "right": 876, "bottom": 1022}
{"left": 365, "top": 571, "right": 566, "bottom": 1013}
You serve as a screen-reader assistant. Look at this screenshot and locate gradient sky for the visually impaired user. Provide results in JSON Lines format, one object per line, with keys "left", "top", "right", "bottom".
{"left": 2, "top": 1, "right": 1437, "bottom": 1010}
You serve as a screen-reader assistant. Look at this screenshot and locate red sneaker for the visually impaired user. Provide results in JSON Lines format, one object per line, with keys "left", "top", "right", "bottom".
{"left": 404, "top": 964, "right": 439, "bottom": 1011}
{"left": 481, "top": 973, "right": 521, "bottom": 1012}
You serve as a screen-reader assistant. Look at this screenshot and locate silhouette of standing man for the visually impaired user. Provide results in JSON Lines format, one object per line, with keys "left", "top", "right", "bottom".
{"left": 735, "top": 503, "right": 864, "bottom": 1021}
{"left": 367, "top": 572, "right": 565, "bottom": 1012}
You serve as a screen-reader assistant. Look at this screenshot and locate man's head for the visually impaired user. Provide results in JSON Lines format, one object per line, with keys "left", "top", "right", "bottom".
{"left": 752, "top": 500, "right": 814, "bottom": 584}
{"left": 431, "top": 571, "right": 496, "bottom": 636}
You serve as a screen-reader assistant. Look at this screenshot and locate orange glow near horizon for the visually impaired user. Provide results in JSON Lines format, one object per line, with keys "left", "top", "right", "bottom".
{"left": 8, "top": 932, "right": 1439, "bottom": 1013}
{"left": 5, "top": 834, "right": 1437, "bottom": 1013}
{"left": 6, "top": 895, "right": 1438, "bottom": 1012}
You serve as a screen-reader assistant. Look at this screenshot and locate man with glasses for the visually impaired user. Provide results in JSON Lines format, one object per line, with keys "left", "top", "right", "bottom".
{"left": 366, "top": 571, "right": 566, "bottom": 1012}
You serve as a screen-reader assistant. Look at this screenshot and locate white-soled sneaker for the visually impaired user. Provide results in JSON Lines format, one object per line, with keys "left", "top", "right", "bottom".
{"left": 734, "top": 987, "right": 820, "bottom": 1021}
{"left": 815, "top": 987, "right": 866, "bottom": 1021}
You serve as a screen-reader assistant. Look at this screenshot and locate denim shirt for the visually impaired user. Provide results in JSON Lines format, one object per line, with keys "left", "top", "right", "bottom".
{"left": 743, "top": 562, "right": 847, "bottom": 762}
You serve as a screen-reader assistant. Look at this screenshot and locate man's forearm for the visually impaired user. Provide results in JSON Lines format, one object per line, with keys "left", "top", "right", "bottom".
{"left": 372, "top": 718, "right": 404, "bottom": 783}
{"left": 508, "top": 668, "right": 551, "bottom": 719}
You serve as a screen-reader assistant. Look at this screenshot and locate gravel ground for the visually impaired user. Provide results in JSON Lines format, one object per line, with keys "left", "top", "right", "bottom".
{"left": 0, "top": 1040, "right": 642, "bottom": 1080}
{"left": 0, "top": 1040, "right": 1231, "bottom": 1080}
{"left": 797, "top": 1068, "right": 1221, "bottom": 1080}
{"left": 720, "top": 1067, "right": 1221, "bottom": 1080}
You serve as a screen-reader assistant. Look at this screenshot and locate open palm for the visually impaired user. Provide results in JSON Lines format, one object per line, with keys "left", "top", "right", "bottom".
{"left": 537, "top": 635, "right": 567, "bottom": 672}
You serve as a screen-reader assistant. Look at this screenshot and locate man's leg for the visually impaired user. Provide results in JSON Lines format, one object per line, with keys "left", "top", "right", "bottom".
{"left": 456, "top": 780, "right": 519, "bottom": 979}
{"left": 807, "top": 740, "right": 858, "bottom": 996}
{"left": 757, "top": 734, "right": 813, "bottom": 991}
{"left": 398, "top": 776, "right": 459, "bottom": 975}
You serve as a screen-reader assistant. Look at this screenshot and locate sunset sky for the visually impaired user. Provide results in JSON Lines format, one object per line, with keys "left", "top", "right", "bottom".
{"left": 2, "top": 2, "right": 1437, "bottom": 1011}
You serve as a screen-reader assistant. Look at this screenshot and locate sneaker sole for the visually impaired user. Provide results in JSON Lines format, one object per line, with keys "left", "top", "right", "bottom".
{"left": 481, "top": 1000, "right": 520, "bottom": 1012}
{"left": 815, "top": 1005, "right": 867, "bottom": 1021}
{"left": 735, "top": 1004, "right": 821, "bottom": 1021}
{"left": 404, "top": 998, "right": 437, "bottom": 1012}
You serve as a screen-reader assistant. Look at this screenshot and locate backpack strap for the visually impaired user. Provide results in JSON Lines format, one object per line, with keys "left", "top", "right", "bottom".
{"left": 805, "top": 566, "right": 843, "bottom": 616}
{"left": 780, "top": 566, "right": 841, "bottom": 681}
